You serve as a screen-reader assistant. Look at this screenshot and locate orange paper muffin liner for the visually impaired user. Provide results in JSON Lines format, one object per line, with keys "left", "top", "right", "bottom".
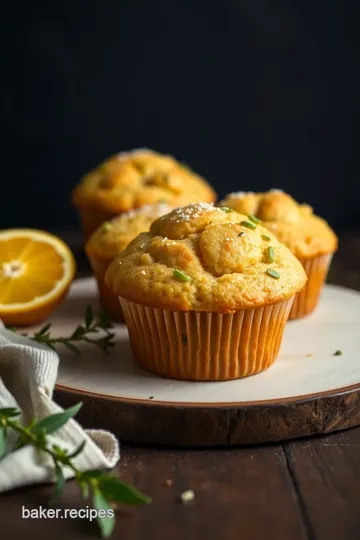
{"left": 119, "top": 297, "right": 294, "bottom": 381}
{"left": 289, "top": 254, "right": 332, "bottom": 320}
{"left": 89, "top": 256, "right": 125, "bottom": 322}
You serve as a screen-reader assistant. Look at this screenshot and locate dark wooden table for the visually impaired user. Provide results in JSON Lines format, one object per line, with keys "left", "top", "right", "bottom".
{"left": 2, "top": 230, "right": 360, "bottom": 540}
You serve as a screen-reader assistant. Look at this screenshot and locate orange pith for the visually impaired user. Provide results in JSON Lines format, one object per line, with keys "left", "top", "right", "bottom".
{"left": 0, "top": 229, "right": 76, "bottom": 326}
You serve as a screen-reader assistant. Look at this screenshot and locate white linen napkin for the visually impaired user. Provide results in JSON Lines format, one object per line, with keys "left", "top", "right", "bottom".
{"left": 0, "top": 321, "right": 120, "bottom": 493}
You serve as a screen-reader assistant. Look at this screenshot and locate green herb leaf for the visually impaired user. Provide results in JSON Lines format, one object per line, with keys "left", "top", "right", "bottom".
{"left": 248, "top": 214, "right": 261, "bottom": 224}
{"left": 266, "top": 269, "right": 280, "bottom": 279}
{"left": 37, "top": 323, "right": 52, "bottom": 336}
{"left": 31, "top": 402, "right": 83, "bottom": 436}
{"left": 68, "top": 440, "right": 86, "bottom": 459}
{"left": 51, "top": 464, "right": 65, "bottom": 504}
{"left": 99, "top": 476, "right": 151, "bottom": 506}
{"left": 80, "top": 482, "right": 90, "bottom": 499}
{"left": 81, "top": 470, "right": 105, "bottom": 481}
{"left": 0, "top": 426, "right": 7, "bottom": 459}
{"left": 173, "top": 269, "right": 190, "bottom": 282}
{"left": 220, "top": 206, "right": 233, "bottom": 213}
{"left": 101, "top": 222, "right": 112, "bottom": 233}
{"left": 85, "top": 305, "right": 94, "bottom": 328}
{"left": 0, "top": 407, "right": 21, "bottom": 418}
{"left": 240, "top": 220, "right": 256, "bottom": 230}
{"left": 238, "top": 232, "right": 245, "bottom": 237}
{"left": 333, "top": 350, "right": 343, "bottom": 356}
{"left": 63, "top": 342, "right": 81, "bottom": 355}
{"left": 93, "top": 490, "right": 115, "bottom": 538}
{"left": 98, "top": 311, "right": 112, "bottom": 331}
{"left": 261, "top": 234, "right": 271, "bottom": 241}
{"left": 180, "top": 162, "right": 191, "bottom": 171}
{"left": 267, "top": 246, "right": 275, "bottom": 264}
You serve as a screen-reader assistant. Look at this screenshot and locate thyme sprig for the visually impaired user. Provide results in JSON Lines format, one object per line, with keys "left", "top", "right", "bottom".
{"left": 0, "top": 404, "right": 150, "bottom": 537}
{"left": 9, "top": 306, "right": 116, "bottom": 355}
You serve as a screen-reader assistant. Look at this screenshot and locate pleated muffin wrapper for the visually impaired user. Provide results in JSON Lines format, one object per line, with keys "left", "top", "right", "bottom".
{"left": 289, "top": 253, "right": 333, "bottom": 320}
{"left": 88, "top": 256, "right": 125, "bottom": 322}
{"left": 119, "top": 296, "right": 294, "bottom": 381}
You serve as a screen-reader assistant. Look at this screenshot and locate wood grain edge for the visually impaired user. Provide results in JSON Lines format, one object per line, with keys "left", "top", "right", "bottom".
{"left": 54, "top": 385, "right": 360, "bottom": 447}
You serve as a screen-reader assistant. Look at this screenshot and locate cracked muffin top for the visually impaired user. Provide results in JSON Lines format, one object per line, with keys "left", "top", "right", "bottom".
{"left": 71, "top": 148, "right": 216, "bottom": 213}
{"left": 85, "top": 202, "right": 173, "bottom": 260}
{"left": 218, "top": 189, "right": 338, "bottom": 259}
{"left": 105, "top": 202, "right": 307, "bottom": 312}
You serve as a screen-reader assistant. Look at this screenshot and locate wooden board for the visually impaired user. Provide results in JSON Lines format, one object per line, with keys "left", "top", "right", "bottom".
{"left": 49, "top": 277, "right": 360, "bottom": 447}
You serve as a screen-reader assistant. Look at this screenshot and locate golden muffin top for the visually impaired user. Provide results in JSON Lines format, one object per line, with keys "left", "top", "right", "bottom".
{"left": 218, "top": 190, "right": 338, "bottom": 259}
{"left": 85, "top": 202, "right": 173, "bottom": 259}
{"left": 71, "top": 148, "right": 216, "bottom": 213}
{"left": 105, "top": 202, "right": 307, "bottom": 312}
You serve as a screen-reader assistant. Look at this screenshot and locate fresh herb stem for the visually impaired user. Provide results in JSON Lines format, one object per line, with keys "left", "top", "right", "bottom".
{"left": 0, "top": 405, "right": 151, "bottom": 538}
{"left": 8, "top": 306, "right": 116, "bottom": 355}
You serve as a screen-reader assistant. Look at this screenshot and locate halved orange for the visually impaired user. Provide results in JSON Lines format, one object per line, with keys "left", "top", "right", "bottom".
{"left": 0, "top": 229, "right": 76, "bottom": 326}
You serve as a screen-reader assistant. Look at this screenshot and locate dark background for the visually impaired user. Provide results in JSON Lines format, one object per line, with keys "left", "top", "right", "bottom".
{"left": 1, "top": 1, "right": 359, "bottom": 235}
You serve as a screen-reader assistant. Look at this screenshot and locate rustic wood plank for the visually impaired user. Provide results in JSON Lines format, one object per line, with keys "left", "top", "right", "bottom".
{"left": 284, "top": 428, "right": 360, "bottom": 540}
{"left": 0, "top": 445, "right": 308, "bottom": 540}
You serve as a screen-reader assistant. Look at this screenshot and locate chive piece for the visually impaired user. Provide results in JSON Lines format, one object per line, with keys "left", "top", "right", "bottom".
{"left": 221, "top": 206, "right": 233, "bottom": 213}
{"left": 238, "top": 231, "right": 246, "bottom": 237}
{"left": 267, "top": 246, "right": 275, "bottom": 264}
{"left": 266, "top": 269, "right": 280, "bottom": 279}
{"left": 173, "top": 269, "right": 190, "bottom": 282}
{"left": 333, "top": 350, "right": 343, "bottom": 356}
{"left": 101, "top": 221, "right": 112, "bottom": 232}
{"left": 240, "top": 220, "right": 256, "bottom": 230}
{"left": 262, "top": 234, "right": 271, "bottom": 241}
{"left": 181, "top": 333, "right": 188, "bottom": 345}
{"left": 149, "top": 396, "right": 154, "bottom": 400}
{"left": 248, "top": 214, "right": 262, "bottom": 224}
{"left": 181, "top": 162, "right": 191, "bottom": 171}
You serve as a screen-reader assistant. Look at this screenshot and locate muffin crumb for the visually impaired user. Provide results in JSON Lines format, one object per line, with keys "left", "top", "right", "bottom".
{"left": 180, "top": 489, "right": 195, "bottom": 503}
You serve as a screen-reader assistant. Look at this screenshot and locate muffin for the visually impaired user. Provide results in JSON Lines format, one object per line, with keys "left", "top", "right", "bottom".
{"left": 85, "top": 202, "right": 173, "bottom": 321}
{"left": 218, "top": 189, "right": 338, "bottom": 320}
{"left": 105, "top": 202, "right": 307, "bottom": 381}
{"left": 71, "top": 148, "right": 217, "bottom": 239}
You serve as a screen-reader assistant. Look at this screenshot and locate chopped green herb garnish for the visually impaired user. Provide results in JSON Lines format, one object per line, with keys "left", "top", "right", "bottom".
{"left": 181, "top": 333, "right": 188, "bottom": 345}
{"left": 221, "top": 206, "right": 233, "bottom": 213}
{"left": 240, "top": 220, "right": 256, "bottom": 230}
{"left": 101, "top": 221, "right": 112, "bottom": 232}
{"left": 149, "top": 396, "right": 154, "bottom": 400}
{"left": 262, "top": 234, "right": 271, "bottom": 241}
{"left": 248, "top": 214, "right": 261, "bottom": 224}
{"left": 333, "top": 350, "right": 343, "bottom": 356}
{"left": 267, "top": 246, "right": 275, "bottom": 264}
{"left": 173, "top": 269, "right": 190, "bottom": 282}
{"left": 266, "top": 269, "right": 280, "bottom": 279}
{"left": 181, "top": 162, "right": 191, "bottom": 171}
{"left": 238, "top": 231, "right": 246, "bottom": 237}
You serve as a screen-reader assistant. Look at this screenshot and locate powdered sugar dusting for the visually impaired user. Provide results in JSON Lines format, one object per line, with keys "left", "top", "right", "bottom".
{"left": 225, "top": 191, "right": 254, "bottom": 199}
{"left": 168, "top": 202, "right": 217, "bottom": 223}
{"left": 117, "top": 148, "right": 151, "bottom": 161}
{"left": 120, "top": 202, "right": 171, "bottom": 221}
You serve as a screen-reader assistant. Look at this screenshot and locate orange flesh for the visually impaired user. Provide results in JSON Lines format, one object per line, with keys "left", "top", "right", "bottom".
{"left": 0, "top": 237, "right": 65, "bottom": 304}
